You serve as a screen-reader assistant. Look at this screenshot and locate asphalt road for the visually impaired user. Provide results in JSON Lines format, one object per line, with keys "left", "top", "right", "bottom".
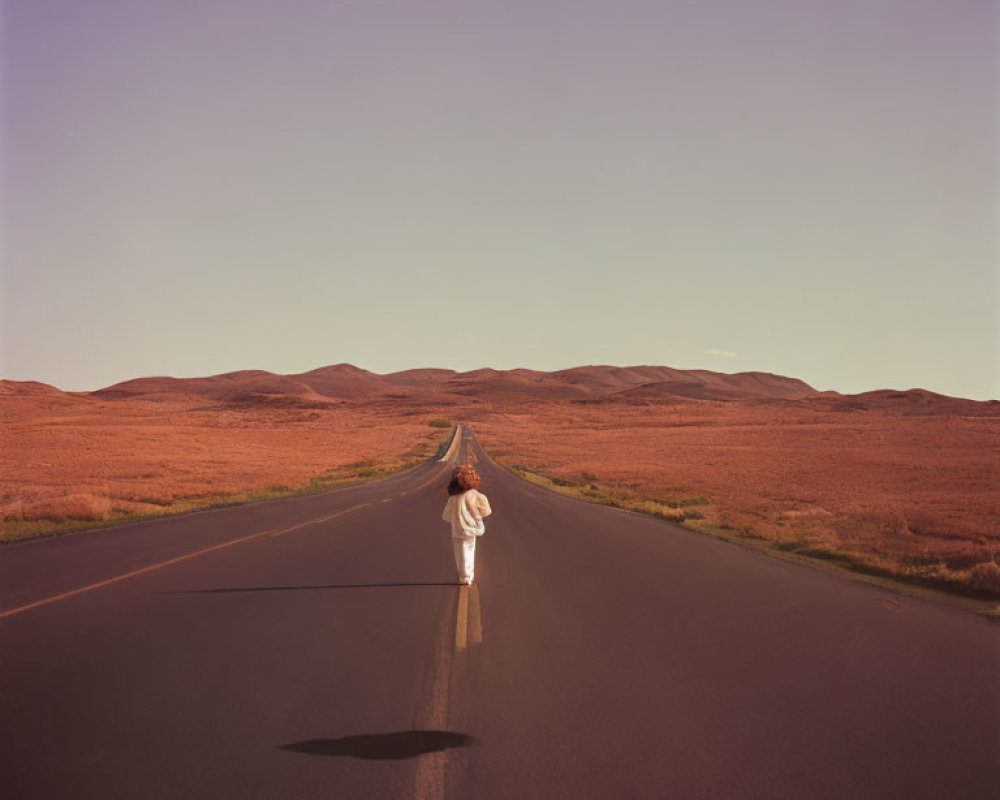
{"left": 2, "top": 427, "right": 998, "bottom": 799}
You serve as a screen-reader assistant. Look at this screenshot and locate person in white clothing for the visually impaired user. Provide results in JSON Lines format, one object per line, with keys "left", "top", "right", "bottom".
{"left": 442, "top": 465, "right": 492, "bottom": 585}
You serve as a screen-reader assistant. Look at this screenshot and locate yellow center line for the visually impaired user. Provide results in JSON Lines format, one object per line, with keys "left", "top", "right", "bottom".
{"left": 415, "top": 532, "right": 485, "bottom": 797}
{"left": 455, "top": 586, "right": 470, "bottom": 649}
{"left": 454, "top": 582, "right": 483, "bottom": 650}
{"left": 412, "top": 590, "right": 457, "bottom": 800}
{"left": 468, "top": 584, "right": 483, "bottom": 645}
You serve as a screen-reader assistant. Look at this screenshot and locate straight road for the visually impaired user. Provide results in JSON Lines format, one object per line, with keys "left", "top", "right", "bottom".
{"left": 1, "top": 427, "right": 997, "bottom": 799}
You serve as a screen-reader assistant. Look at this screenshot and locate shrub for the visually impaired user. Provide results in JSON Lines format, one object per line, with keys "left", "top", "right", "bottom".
{"left": 967, "top": 561, "right": 1000, "bottom": 593}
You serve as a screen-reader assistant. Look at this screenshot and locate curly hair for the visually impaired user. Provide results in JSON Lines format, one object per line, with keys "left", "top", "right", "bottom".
{"left": 448, "top": 465, "right": 481, "bottom": 495}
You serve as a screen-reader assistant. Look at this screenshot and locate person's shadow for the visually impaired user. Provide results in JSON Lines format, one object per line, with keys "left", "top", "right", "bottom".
{"left": 171, "top": 582, "right": 457, "bottom": 593}
{"left": 278, "top": 730, "right": 473, "bottom": 760}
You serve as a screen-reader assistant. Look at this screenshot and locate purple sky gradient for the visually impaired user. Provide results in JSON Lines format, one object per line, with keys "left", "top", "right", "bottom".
{"left": 2, "top": 0, "right": 997, "bottom": 398}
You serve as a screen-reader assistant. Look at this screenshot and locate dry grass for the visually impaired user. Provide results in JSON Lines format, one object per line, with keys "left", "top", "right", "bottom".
{"left": 0, "top": 393, "right": 451, "bottom": 542}
{"left": 471, "top": 400, "right": 1000, "bottom": 598}
{"left": 4, "top": 386, "right": 998, "bottom": 601}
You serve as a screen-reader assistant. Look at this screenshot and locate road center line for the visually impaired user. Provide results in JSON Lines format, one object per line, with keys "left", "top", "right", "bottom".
{"left": 412, "top": 591, "right": 457, "bottom": 800}
{"left": 454, "top": 584, "right": 484, "bottom": 650}
{"left": 455, "top": 586, "right": 470, "bottom": 649}
{"left": 468, "top": 584, "right": 483, "bottom": 645}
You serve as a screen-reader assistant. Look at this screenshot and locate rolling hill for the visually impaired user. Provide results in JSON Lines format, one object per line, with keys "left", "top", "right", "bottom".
{"left": 88, "top": 363, "right": 820, "bottom": 405}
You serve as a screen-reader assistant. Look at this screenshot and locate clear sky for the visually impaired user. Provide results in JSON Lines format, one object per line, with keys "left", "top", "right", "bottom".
{"left": 2, "top": 0, "right": 997, "bottom": 399}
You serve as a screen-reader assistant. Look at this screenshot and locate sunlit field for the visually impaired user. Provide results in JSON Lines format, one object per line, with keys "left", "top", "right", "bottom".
{"left": 4, "top": 370, "right": 997, "bottom": 598}
{"left": 470, "top": 398, "right": 1000, "bottom": 597}
{"left": 0, "top": 390, "right": 449, "bottom": 541}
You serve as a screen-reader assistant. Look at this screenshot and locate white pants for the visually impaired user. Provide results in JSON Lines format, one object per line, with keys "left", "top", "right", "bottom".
{"left": 452, "top": 536, "right": 477, "bottom": 582}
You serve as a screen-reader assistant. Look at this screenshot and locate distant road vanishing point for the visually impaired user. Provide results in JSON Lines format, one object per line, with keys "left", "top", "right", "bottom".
{"left": 1, "top": 427, "right": 997, "bottom": 799}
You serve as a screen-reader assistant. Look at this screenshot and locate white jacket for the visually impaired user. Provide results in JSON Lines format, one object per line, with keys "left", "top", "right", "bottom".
{"left": 442, "top": 489, "right": 492, "bottom": 537}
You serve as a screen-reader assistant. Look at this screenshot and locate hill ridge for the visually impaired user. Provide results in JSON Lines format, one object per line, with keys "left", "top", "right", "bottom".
{"left": 8, "top": 365, "right": 991, "bottom": 409}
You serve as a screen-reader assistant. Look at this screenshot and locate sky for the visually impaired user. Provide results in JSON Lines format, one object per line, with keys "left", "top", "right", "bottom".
{"left": 2, "top": 0, "right": 997, "bottom": 399}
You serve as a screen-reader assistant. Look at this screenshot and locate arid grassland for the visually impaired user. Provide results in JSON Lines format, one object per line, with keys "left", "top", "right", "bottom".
{"left": 3, "top": 363, "right": 998, "bottom": 599}
{"left": 470, "top": 401, "right": 1000, "bottom": 597}
{"left": 0, "top": 392, "right": 450, "bottom": 541}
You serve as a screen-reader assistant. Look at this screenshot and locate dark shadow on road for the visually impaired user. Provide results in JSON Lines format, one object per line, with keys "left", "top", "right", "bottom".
{"left": 279, "top": 730, "right": 474, "bottom": 760}
{"left": 169, "top": 582, "right": 457, "bottom": 593}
